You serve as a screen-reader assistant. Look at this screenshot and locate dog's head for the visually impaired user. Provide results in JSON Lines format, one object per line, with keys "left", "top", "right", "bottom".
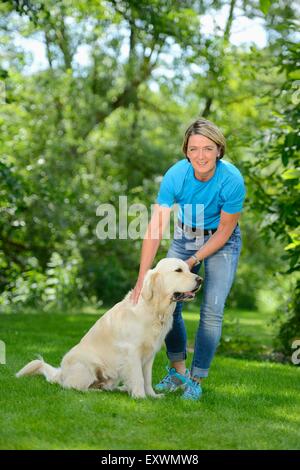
{"left": 142, "top": 258, "right": 202, "bottom": 305}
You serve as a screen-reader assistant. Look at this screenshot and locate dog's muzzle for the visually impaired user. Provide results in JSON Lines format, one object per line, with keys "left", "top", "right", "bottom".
{"left": 171, "top": 277, "right": 203, "bottom": 302}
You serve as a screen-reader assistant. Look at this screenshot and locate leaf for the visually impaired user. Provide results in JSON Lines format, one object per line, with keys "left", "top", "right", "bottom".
{"left": 288, "top": 70, "right": 300, "bottom": 80}
{"left": 259, "top": 0, "right": 271, "bottom": 15}
{"left": 44, "top": 287, "right": 56, "bottom": 295}
{"left": 281, "top": 169, "right": 300, "bottom": 180}
{"left": 284, "top": 242, "right": 297, "bottom": 251}
{"left": 281, "top": 151, "right": 289, "bottom": 167}
{"left": 46, "top": 278, "right": 59, "bottom": 285}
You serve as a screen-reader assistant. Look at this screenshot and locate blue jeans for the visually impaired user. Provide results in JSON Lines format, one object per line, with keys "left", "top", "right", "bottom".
{"left": 165, "top": 224, "right": 242, "bottom": 378}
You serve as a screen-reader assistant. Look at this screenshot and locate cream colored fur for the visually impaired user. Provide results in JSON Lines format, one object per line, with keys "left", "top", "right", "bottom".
{"left": 16, "top": 258, "right": 201, "bottom": 398}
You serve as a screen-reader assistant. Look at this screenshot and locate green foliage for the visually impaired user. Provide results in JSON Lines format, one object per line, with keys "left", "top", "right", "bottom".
{"left": 0, "top": 0, "right": 298, "bottom": 317}
{"left": 259, "top": 0, "right": 271, "bottom": 15}
{"left": 274, "top": 279, "right": 300, "bottom": 357}
{"left": 244, "top": 38, "right": 300, "bottom": 274}
{"left": 244, "top": 35, "right": 300, "bottom": 353}
{"left": 0, "top": 250, "right": 89, "bottom": 312}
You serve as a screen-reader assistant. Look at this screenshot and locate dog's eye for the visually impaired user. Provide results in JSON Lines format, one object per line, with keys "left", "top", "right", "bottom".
{"left": 175, "top": 268, "right": 183, "bottom": 272}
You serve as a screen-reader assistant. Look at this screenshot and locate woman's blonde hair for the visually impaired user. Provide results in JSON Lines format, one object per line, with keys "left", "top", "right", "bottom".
{"left": 182, "top": 118, "right": 226, "bottom": 159}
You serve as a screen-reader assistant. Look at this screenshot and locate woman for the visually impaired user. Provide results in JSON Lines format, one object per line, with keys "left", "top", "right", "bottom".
{"left": 131, "top": 118, "right": 246, "bottom": 400}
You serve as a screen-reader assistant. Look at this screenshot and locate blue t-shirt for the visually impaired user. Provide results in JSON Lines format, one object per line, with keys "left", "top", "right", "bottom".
{"left": 156, "top": 158, "right": 246, "bottom": 229}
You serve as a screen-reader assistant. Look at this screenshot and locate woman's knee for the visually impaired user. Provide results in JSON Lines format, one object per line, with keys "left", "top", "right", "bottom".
{"left": 200, "top": 302, "right": 224, "bottom": 327}
{"left": 173, "top": 302, "right": 183, "bottom": 319}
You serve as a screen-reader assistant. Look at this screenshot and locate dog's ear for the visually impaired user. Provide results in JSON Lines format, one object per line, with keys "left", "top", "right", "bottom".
{"left": 141, "top": 271, "right": 160, "bottom": 302}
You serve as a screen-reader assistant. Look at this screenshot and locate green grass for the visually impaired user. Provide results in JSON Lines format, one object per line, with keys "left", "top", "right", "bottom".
{"left": 0, "top": 309, "right": 299, "bottom": 450}
{"left": 185, "top": 305, "right": 276, "bottom": 355}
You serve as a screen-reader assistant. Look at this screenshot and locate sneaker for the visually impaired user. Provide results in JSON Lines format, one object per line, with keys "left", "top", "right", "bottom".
{"left": 155, "top": 366, "right": 190, "bottom": 392}
{"left": 182, "top": 378, "right": 202, "bottom": 400}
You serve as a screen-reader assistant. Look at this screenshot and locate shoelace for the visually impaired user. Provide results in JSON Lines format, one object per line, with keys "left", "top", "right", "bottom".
{"left": 160, "top": 367, "right": 175, "bottom": 385}
{"left": 184, "top": 380, "right": 200, "bottom": 397}
{"left": 160, "top": 375, "right": 172, "bottom": 385}
{"left": 158, "top": 367, "right": 190, "bottom": 390}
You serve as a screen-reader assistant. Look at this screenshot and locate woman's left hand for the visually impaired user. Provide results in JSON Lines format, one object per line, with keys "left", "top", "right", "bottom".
{"left": 185, "top": 258, "right": 195, "bottom": 271}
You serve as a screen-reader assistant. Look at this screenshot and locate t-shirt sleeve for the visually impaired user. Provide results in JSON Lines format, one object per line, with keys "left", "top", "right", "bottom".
{"left": 156, "top": 168, "right": 176, "bottom": 208}
{"left": 221, "top": 177, "right": 246, "bottom": 214}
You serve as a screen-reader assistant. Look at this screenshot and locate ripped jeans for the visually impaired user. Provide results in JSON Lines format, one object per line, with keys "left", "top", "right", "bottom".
{"left": 165, "top": 224, "right": 242, "bottom": 378}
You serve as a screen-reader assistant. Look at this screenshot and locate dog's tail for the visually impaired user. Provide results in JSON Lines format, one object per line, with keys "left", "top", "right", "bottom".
{"left": 16, "top": 356, "right": 61, "bottom": 384}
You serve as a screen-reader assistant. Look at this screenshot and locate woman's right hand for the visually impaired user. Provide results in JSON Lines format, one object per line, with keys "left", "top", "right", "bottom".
{"left": 130, "top": 205, "right": 171, "bottom": 305}
{"left": 130, "top": 278, "right": 144, "bottom": 305}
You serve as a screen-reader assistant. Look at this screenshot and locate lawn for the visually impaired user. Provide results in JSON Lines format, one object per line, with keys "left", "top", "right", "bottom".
{"left": 0, "top": 308, "right": 299, "bottom": 450}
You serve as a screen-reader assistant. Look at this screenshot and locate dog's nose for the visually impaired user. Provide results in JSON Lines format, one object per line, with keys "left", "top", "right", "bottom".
{"left": 196, "top": 276, "right": 203, "bottom": 285}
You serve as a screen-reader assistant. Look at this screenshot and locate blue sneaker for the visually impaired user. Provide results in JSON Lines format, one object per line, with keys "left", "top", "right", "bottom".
{"left": 155, "top": 366, "right": 190, "bottom": 392}
{"left": 182, "top": 378, "right": 202, "bottom": 400}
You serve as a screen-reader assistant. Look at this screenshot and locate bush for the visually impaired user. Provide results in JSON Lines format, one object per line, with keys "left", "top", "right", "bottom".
{"left": 0, "top": 251, "right": 88, "bottom": 312}
{"left": 274, "top": 279, "right": 300, "bottom": 357}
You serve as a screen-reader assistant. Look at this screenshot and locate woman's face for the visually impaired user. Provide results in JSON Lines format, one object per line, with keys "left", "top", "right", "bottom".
{"left": 186, "top": 134, "right": 219, "bottom": 181}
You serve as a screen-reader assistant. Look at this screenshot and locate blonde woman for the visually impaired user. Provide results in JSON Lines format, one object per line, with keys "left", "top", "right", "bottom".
{"left": 131, "top": 118, "right": 246, "bottom": 400}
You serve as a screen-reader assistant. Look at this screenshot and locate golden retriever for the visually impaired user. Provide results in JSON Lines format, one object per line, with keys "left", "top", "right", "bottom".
{"left": 16, "top": 258, "right": 202, "bottom": 398}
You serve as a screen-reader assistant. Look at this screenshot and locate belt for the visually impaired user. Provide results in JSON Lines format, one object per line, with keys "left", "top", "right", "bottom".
{"left": 179, "top": 221, "right": 218, "bottom": 236}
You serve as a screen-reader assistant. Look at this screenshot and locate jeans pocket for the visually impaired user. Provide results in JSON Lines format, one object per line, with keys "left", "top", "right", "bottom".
{"left": 223, "top": 232, "right": 242, "bottom": 254}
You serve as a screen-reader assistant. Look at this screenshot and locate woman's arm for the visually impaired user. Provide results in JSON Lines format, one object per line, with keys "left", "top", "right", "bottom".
{"left": 186, "top": 211, "right": 241, "bottom": 270}
{"left": 131, "top": 204, "right": 172, "bottom": 304}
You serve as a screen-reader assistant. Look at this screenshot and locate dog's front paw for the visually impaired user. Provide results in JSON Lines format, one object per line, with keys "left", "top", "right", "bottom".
{"left": 151, "top": 392, "right": 164, "bottom": 399}
{"left": 131, "top": 393, "right": 146, "bottom": 399}
{"left": 146, "top": 389, "right": 164, "bottom": 398}
{"left": 131, "top": 389, "right": 146, "bottom": 399}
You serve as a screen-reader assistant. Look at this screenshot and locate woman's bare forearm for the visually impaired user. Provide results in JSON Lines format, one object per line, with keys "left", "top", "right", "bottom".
{"left": 137, "top": 204, "right": 172, "bottom": 282}
{"left": 186, "top": 212, "right": 240, "bottom": 269}
{"left": 137, "top": 236, "right": 161, "bottom": 281}
{"left": 194, "top": 230, "right": 230, "bottom": 261}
